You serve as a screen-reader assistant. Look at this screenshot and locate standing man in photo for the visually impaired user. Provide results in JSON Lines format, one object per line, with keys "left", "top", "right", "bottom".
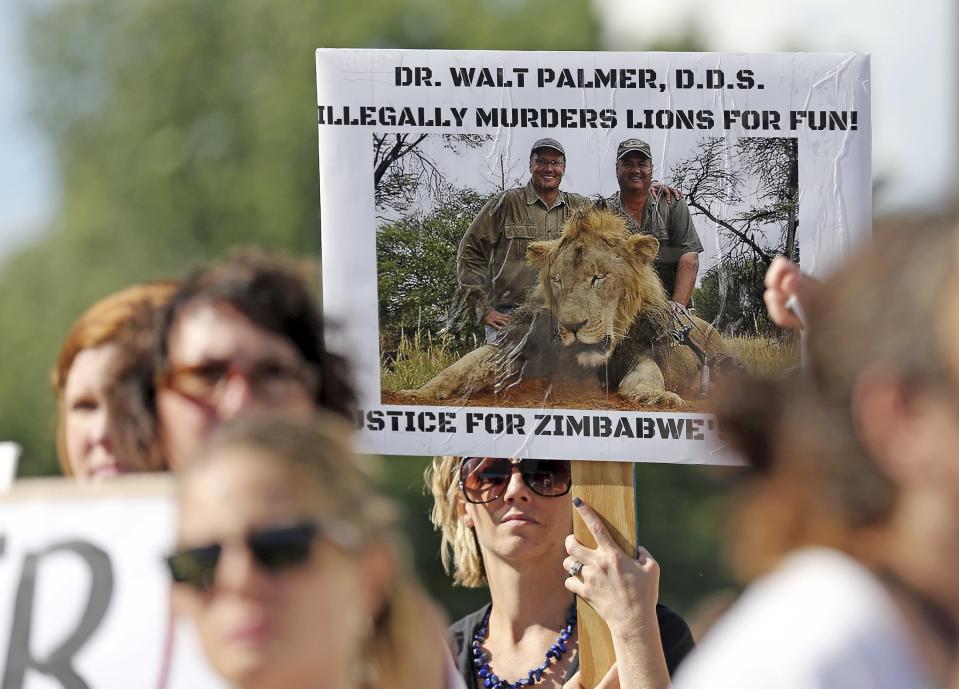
{"left": 607, "top": 138, "right": 704, "bottom": 311}
{"left": 457, "top": 138, "right": 590, "bottom": 342}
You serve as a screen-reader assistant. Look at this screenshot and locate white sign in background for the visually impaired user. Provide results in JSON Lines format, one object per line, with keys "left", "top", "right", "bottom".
{"left": 0, "top": 442, "right": 21, "bottom": 490}
{"left": 316, "top": 49, "right": 871, "bottom": 463}
{"left": 0, "top": 481, "right": 226, "bottom": 689}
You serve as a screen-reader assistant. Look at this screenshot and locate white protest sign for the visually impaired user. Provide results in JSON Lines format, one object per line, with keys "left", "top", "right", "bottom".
{"left": 0, "top": 477, "right": 226, "bottom": 689}
{"left": 316, "top": 49, "right": 871, "bottom": 463}
{"left": 0, "top": 442, "right": 21, "bottom": 491}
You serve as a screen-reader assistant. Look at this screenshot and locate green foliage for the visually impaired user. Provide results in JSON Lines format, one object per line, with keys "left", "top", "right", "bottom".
{"left": 634, "top": 463, "right": 744, "bottom": 620}
{"left": 377, "top": 186, "right": 487, "bottom": 350}
{"left": 381, "top": 329, "right": 466, "bottom": 391}
{"left": 2, "top": 0, "right": 740, "bottom": 630}
{"left": 694, "top": 258, "right": 776, "bottom": 337}
{"left": 1, "top": 0, "right": 601, "bottom": 475}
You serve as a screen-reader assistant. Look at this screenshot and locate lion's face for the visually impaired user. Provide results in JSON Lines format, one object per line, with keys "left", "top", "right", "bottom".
{"left": 528, "top": 209, "right": 664, "bottom": 369}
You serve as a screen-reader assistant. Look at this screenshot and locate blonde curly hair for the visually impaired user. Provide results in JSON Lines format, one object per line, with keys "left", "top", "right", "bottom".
{"left": 425, "top": 455, "right": 486, "bottom": 588}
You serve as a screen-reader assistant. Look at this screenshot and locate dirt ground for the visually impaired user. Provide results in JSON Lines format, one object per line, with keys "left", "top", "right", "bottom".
{"left": 383, "top": 377, "right": 711, "bottom": 412}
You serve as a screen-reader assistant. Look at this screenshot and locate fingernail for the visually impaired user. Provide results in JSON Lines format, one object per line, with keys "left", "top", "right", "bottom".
{"left": 572, "top": 496, "right": 582, "bottom": 507}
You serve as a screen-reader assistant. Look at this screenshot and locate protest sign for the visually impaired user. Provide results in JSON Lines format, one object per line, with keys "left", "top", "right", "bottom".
{"left": 0, "top": 442, "right": 20, "bottom": 491}
{"left": 0, "top": 478, "right": 226, "bottom": 689}
{"left": 316, "top": 49, "right": 871, "bottom": 463}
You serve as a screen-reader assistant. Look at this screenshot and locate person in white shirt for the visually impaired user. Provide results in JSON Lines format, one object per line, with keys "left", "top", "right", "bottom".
{"left": 674, "top": 212, "right": 959, "bottom": 689}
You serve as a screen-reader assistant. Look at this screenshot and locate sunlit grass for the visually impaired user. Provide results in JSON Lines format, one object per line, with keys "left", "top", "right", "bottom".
{"left": 381, "top": 329, "right": 464, "bottom": 391}
{"left": 383, "top": 331, "right": 799, "bottom": 393}
{"left": 727, "top": 335, "right": 800, "bottom": 379}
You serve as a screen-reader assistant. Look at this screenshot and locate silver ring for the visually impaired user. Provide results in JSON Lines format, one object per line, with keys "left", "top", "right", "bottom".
{"left": 567, "top": 560, "right": 584, "bottom": 577}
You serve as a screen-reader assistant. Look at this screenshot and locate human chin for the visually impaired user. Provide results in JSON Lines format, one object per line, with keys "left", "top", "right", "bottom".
{"left": 201, "top": 600, "right": 295, "bottom": 688}
{"left": 534, "top": 172, "right": 561, "bottom": 190}
{"left": 89, "top": 462, "right": 123, "bottom": 480}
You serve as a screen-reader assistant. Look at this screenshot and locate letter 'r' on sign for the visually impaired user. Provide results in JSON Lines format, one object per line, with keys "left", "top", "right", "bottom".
{"left": 2, "top": 541, "right": 114, "bottom": 689}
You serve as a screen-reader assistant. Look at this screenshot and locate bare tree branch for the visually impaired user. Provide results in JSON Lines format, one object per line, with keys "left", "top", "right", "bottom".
{"left": 373, "top": 133, "right": 493, "bottom": 217}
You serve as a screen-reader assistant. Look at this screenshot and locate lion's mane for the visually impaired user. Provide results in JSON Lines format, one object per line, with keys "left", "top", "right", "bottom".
{"left": 493, "top": 208, "right": 677, "bottom": 391}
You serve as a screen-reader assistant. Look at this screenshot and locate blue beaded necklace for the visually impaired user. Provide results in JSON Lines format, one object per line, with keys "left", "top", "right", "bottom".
{"left": 471, "top": 603, "right": 577, "bottom": 688}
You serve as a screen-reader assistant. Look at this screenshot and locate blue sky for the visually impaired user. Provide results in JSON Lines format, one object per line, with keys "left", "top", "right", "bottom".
{"left": 0, "top": 1, "right": 57, "bottom": 261}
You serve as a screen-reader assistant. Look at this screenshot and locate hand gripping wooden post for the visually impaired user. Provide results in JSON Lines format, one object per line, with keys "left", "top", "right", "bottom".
{"left": 571, "top": 460, "right": 637, "bottom": 688}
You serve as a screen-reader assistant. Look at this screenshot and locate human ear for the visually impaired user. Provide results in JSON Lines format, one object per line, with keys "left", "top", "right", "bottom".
{"left": 455, "top": 492, "right": 475, "bottom": 529}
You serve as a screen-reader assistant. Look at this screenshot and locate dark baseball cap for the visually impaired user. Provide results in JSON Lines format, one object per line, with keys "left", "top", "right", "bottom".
{"left": 530, "top": 137, "right": 565, "bottom": 156}
{"left": 616, "top": 138, "right": 652, "bottom": 159}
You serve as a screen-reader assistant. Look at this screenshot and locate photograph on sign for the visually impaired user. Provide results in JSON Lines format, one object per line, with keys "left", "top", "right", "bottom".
{"left": 316, "top": 50, "right": 871, "bottom": 463}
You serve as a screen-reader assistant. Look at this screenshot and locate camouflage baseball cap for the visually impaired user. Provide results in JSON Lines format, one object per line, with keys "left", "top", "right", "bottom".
{"left": 531, "top": 137, "right": 565, "bottom": 156}
{"left": 616, "top": 138, "right": 652, "bottom": 159}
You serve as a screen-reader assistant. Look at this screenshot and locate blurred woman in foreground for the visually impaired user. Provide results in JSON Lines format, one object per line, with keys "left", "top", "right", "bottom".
{"left": 428, "top": 455, "right": 694, "bottom": 689}
{"left": 166, "top": 414, "right": 452, "bottom": 689}
{"left": 673, "top": 214, "right": 959, "bottom": 688}
{"left": 52, "top": 281, "right": 176, "bottom": 479}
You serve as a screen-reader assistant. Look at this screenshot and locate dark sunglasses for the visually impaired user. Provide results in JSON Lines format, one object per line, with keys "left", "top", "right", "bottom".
{"left": 459, "top": 457, "right": 572, "bottom": 504}
{"left": 165, "top": 519, "right": 359, "bottom": 591}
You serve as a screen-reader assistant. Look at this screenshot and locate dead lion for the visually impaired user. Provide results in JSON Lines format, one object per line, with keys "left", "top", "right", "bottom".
{"left": 404, "top": 208, "right": 729, "bottom": 408}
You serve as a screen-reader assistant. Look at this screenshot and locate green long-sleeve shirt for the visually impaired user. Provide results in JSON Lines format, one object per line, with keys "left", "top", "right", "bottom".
{"left": 457, "top": 181, "right": 590, "bottom": 322}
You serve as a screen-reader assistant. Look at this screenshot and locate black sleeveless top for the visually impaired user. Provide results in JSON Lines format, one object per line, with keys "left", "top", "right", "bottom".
{"left": 448, "top": 602, "right": 695, "bottom": 688}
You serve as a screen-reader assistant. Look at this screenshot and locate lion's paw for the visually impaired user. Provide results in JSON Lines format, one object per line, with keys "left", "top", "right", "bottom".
{"left": 398, "top": 388, "right": 447, "bottom": 401}
{"left": 631, "top": 390, "right": 685, "bottom": 409}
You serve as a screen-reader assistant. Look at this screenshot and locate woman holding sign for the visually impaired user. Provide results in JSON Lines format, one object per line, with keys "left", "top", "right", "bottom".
{"left": 427, "top": 455, "right": 694, "bottom": 689}
{"left": 166, "top": 413, "right": 456, "bottom": 689}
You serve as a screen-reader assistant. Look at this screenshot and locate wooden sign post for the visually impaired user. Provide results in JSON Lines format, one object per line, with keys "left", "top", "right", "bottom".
{"left": 571, "top": 460, "right": 637, "bottom": 687}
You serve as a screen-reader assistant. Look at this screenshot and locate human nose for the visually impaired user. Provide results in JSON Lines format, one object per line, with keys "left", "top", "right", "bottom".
{"left": 215, "top": 372, "right": 258, "bottom": 421}
{"left": 90, "top": 407, "right": 112, "bottom": 448}
{"left": 214, "top": 544, "right": 271, "bottom": 596}
{"left": 501, "top": 466, "right": 532, "bottom": 502}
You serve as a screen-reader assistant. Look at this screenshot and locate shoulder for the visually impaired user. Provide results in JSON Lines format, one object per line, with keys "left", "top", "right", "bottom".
{"left": 671, "top": 549, "right": 929, "bottom": 689}
{"left": 661, "top": 195, "right": 694, "bottom": 227}
{"left": 481, "top": 189, "right": 515, "bottom": 216}
{"left": 656, "top": 603, "right": 696, "bottom": 675}
{"left": 475, "top": 187, "right": 526, "bottom": 216}
{"left": 563, "top": 191, "right": 592, "bottom": 207}
{"left": 448, "top": 604, "right": 491, "bottom": 689}
{"left": 448, "top": 603, "right": 492, "bottom": 656}
{"left": 597, "top": 192, "right": 625, "bottom": 214}
{"left": 652, "top": 192, "right": 688, "bottom": 215}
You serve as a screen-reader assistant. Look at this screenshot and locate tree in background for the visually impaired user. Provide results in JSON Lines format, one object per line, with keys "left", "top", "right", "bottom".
{"left": 377, "top": 184, "right": 486, "bottom": 351}
{"left": 374, "top": 133, "right": 491, "bottom": 216}
{"left": 694, "top": 258, "right": 776, "bottom": 336}
{"left": 2, "top": 4, "right": 740, "bottom": 628}
{"left": 671, "top": 137, "right": 799, "bottom": 335}
{"left": 0, "top": 0, "right": 600, "bottom": 476}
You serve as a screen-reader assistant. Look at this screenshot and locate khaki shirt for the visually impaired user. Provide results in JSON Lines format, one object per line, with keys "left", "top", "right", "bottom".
{"left": 606, "top": 191, "right": 703, "bottom": 296}
{"left": 457, "top": 181, "right": 590, "bottom": 321}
